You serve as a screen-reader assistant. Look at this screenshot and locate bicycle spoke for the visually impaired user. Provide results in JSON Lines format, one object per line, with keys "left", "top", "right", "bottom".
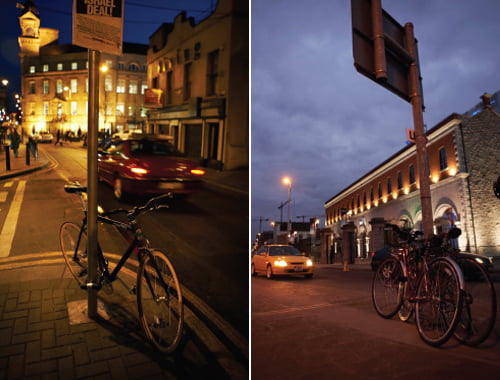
{"left": 372, "top": 257, "right": 403, "bottom": 319}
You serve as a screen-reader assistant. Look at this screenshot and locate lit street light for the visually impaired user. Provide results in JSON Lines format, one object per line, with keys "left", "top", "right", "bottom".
{"left": 282, "top": 176, "right": 292, "bottom": 231}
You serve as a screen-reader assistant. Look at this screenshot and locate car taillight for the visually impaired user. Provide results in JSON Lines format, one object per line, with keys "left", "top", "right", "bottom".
{"left": 191, "top": 169, "right": 205, "bottom": 176}
{"left": 130, "top": 166, "right": 149, "bottom": 175}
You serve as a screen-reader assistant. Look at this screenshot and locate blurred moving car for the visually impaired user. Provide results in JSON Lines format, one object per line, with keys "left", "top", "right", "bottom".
{"left": 370, "top": 246, "right": 493, "bottom": 272}
{"left": 98, "top": 134, "right": 205, "bottom": 200}
{"left": 31, "top": 131, "right": 53, "bottom": 143}
{"left": 251, "top": 244, "right": 315, "bottom": 279}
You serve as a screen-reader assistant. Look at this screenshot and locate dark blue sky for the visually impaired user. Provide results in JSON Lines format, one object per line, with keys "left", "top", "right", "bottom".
{"left": 0, "top": 0, "right": 216, "bottom": 95}
{"left": 251, "top": 0, "right": 500, "bottom": 239}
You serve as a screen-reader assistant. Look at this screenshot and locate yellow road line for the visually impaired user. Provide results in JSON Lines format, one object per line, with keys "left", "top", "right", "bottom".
{"left": 0, "top": 180, "right": 26, "bottom": 257}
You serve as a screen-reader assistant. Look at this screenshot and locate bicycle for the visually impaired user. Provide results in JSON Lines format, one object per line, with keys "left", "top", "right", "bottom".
{"left": 444, "top": 229, "right": 497, "bottom": 346}
{"left": 372, "top": 224, "right": 464, "bottom": 347}
{"left": 59, "top": 182, "right": 183, "bottom": 353}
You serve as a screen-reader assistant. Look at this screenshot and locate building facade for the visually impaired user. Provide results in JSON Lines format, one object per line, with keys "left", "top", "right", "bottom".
{"left": 145, "top": 0, "right": 248, "bottom": 170}
{"left": 18, "top": 1, "right": 148, "bottom": 137}
{"left": 322, "top": 96, "right": 500, "bottom": 264}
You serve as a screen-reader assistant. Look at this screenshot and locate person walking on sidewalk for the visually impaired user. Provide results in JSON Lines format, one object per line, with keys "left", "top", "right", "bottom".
{"left": 8, "top": 127, "right": 21, "bottom": 158}
{"left": 54, "top": 129, "right": 63, "bottom": 146}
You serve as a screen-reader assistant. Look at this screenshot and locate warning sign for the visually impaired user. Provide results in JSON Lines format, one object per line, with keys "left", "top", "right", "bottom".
{"left": 72, "top": 0, "right": 124, "bottom": 55}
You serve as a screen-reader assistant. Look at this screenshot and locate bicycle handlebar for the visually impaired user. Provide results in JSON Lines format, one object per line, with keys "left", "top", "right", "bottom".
{"left": 63, "top": 182, "right": 171, "bottom": 222}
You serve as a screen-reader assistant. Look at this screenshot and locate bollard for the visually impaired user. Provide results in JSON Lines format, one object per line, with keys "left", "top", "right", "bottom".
{"left": 25, "top": 143, "right": 30, "bottom": 165}
{"left": 4, "top": 145, "right": 11, "bottom": 171}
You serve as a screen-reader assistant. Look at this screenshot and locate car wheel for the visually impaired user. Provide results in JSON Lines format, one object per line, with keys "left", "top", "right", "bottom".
{"left": 266, "top": 265, "right": 273, "bottom": 279}
{"left": 251, "top": 263, "right": 257, "bottom": 276}
{"left": 113, "top": 177, "right": 126, "bottom": 201}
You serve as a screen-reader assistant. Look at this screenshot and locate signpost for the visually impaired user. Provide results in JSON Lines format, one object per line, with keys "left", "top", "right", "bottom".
{"left": 72, "top": 0, "right": 124, "bottom": 318}
{"left": 351, "top": 0, "right": 433, "bottom": 239}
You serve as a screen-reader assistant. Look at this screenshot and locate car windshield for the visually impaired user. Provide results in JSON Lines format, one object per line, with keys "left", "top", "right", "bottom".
{"left": 269, "top": 246, "right": 302, "bottom": 256}
{"left": 129, "top": 140, "right": 182, "bottom": 157}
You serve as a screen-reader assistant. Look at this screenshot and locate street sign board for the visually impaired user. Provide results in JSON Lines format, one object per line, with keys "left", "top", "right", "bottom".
{"left": 351, "top": 0, "right": 423, "bottom": 108}
{"left": 72, "top": 0, "right": 124, "bottom": 55}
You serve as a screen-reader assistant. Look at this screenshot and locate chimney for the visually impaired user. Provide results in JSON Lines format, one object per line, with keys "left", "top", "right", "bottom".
{"left": 480, "top": 93, "right": 493, "bottom": 109}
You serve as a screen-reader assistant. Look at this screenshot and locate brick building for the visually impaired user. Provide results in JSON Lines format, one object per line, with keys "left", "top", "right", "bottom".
{"left": 322, "top": 94, "right": 500, "bottom": 264}
{"left": 145, "top": 0, "right": 248, "bottom": 170}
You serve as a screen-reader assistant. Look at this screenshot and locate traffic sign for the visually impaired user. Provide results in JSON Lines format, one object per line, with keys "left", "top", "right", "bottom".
{"left": 351, "top": 0, "right": 424, "bottom": 109}
{"left": 72, "top": 0, "right": 124, "bottom": 55}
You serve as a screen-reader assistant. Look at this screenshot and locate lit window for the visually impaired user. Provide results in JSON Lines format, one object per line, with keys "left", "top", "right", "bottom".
{"left": 43, "top": 64, "right": 49, "bottom": 72}
{"left": 71, "top": 62, "right": 78, "bottom": 70}
{"left": 70, "top": 79, "right": 77, "bottom": 93}
{"left": 56, "top": 79, "right": 63, "bottom": 94}
{"left": 42, "top": 80, "right": 49, "bottom": 94}
{"left": 71, "top": 101, "right": 77, "bottom": 115}
{"left": 116, "top": 79, "right": 125, "bottom": 93}
{"left": 105, "top": 76, "right": 112, "bottom": 92}
{"left": 116, "top": 104, "right": 124, "bottom": 116}
{"left": 29, "top": 65, "right": 36, "bottom": 73}
{"left": 57, "top": 63, "right": 63, "bottom": 71}
{"left": 129, "top": 81, "right": 138, "bottom": 94}
{"left": 43, "top": 102, "right": 49, "bottom": 116}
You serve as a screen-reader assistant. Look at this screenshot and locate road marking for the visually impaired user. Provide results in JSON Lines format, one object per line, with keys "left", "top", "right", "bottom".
{"left": 0, "top": 192, "right": 7, "bottom": 202}
{"left": 252, "top": 303, "right": 335, "bottom": 318}
{"left": 0, "top": 180, "right": 26, "bottom": 257}
{"left": 4, "top": 181, "right": 13, "bottom": 188}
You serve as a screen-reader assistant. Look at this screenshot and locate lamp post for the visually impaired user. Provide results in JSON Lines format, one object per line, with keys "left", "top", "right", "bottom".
{"left": 282, "top": 176, "right": 292, "bottom": 232}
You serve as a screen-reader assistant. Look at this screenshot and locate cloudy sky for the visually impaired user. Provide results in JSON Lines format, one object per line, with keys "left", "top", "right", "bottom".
{"left": 251, "top": 0, "right": 500, "bottom": 238}
{"left": 0, "top": 0, "right": 216, "bottom": 94}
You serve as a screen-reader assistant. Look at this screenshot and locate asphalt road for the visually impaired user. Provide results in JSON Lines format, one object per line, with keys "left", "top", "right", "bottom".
{"left": 252, "top": 266, "right": 500, "bottom": 380}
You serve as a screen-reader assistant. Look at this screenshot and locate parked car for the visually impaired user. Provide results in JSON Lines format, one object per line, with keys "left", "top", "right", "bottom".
{"left": 370, "top": 246, "right": 493, "bottom": 272}
{"left": 97, "top": 135, "right": 205, "bottom": 200}
{"left": 251, "top": 244, "right": 314, "bottom": 279}
{"left": 31, "top": 131, "right": 53, "bottom": 143}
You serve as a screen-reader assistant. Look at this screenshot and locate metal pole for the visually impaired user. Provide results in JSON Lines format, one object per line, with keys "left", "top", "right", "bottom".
{"left": 87, "top": 49, "right": 100, "bottom": 318}
{"left": 405, "top": 23, "right": 433, "bottom": 239}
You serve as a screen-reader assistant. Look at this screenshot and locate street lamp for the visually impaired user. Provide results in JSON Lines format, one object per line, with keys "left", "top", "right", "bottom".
{"left": 282, "top": 176, "right": 292, "bottom": 229}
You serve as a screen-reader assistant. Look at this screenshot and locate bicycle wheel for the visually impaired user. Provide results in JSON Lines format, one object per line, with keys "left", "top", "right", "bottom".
{"left": 60, "top": 221, "right": 88, "bottom": 288}
{"left": 453, "top": 257, "right": 497, "bottom": 346}
{"left": 372, "top": 257, "right": 404, "bottom": 319}
{"left": 415, "top": 258, "right": 463, "bottom": 347}
{"left": 137, "top": 249, "right": 183, "bottom": 353}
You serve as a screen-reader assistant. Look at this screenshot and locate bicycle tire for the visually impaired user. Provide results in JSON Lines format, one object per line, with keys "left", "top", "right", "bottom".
{"left": 60, "top": 221, "right": 88, "bottom": 288}
{"left": 137, "top": 249, "right": 183, "bottom": 354}
{"left": 372, "top": 257, "right": 404, "bottom": 319}
{"left": 415, "top": 258, "right": 463, "bottom": 347}
{"left": 453, "top": 257, "right": 497, "bottom": 346}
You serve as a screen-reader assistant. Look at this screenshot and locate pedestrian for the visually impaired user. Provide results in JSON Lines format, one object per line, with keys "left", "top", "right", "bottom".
{"left": 7, "top": 127, "right": 21, "bottom": 158}
{"left": 55, "top": 129, "right": 62, "bottom": 146}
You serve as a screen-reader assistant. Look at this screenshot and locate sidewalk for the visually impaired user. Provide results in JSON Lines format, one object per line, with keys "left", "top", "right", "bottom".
{"left": 0, "top": 144, "right": 50, "bottom": 180}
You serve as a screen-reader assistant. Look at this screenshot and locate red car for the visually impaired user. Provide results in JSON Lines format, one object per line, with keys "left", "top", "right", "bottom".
{"left": 98, "top": 135, "right": 205, "bottom": 200}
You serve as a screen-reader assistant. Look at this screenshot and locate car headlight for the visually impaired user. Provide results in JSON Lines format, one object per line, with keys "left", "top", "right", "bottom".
{"left": 273, "top": 259, "right": 288, "bottom": 267}
{"left": 306, "top": 259, "right": 313, "bottom": 266}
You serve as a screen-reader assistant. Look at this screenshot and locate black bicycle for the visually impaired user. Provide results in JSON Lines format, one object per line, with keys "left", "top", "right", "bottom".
{"left": 59, "top": 182, "right": 183, "bottom": 353}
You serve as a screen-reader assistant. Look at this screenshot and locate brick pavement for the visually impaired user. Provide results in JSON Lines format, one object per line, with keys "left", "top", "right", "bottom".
{"left": 0, "top": 264, "right": 238, "bottom": 379}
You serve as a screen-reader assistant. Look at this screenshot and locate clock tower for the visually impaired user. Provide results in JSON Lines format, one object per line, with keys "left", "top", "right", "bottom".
{"left": 18, "top": 0, "right": 58, "bottom": 56}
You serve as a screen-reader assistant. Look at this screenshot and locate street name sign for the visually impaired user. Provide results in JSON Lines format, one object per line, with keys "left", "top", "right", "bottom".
{"left": 72, "top": 0, "right": 124, "bottom": 55}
